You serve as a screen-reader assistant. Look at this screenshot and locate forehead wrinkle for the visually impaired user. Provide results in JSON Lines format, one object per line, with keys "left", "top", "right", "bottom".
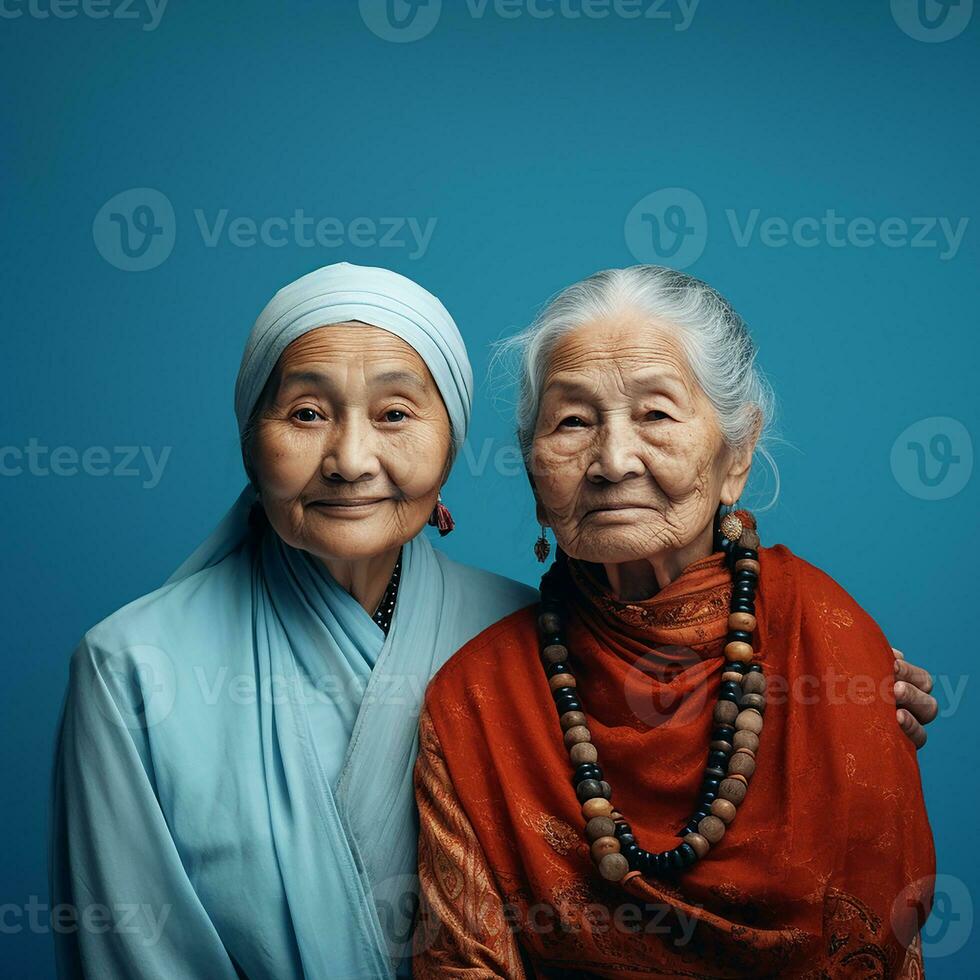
{"left": 267, "top": 328, "right": 435, "bottom": 410}
{"left": 545, "top": 322, "right": 697, "bottom": 404}
{"left": 280, "top": 322, "right": 422, "bottom": 362}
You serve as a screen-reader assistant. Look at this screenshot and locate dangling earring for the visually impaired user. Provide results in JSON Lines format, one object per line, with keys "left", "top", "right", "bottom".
{"left": 427, "top": 493, "right": 455, "bottom": 537}
{"left": 534, "top": 524, "right": 551, "bottom": 563}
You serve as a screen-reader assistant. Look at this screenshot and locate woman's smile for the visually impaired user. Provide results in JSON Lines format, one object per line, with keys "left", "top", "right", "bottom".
{"left": 308, "top": 496, "right": 390, "bottom": 514}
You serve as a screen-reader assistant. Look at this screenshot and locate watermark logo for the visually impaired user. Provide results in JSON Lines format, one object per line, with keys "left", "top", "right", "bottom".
{"left": 890, "top": 416, "right": 972, "bottom": 500}
{"left": 0, "top": 897, "right": 171, "bottom": 944}
{"left": 0, "top": 441, "right": 171, "bottom": 489}
{"left": 94, "top": 191, "right": 437, "bottom": 270}
{"left": 371, "top": 873, "right": 424, "bottom": 959}
{"left": 623, "top": 645, "right": 711, "bottom": 728}
{"left": 360, "top": 0, "right": 700, "bottom": 41}
{"left": 891, "top": 873, "right": 973, "bottom": 958}
{"left": 892, "top": 0, "right": 973, "bottom": 42}
{"left": 624, "top": 188, "right": 707, "bottom": 269}
{"left": 359, "top": 0, "right": 442, "bottom": 42}
{"left": 625, "top": 188, "right": 969, "bottom": 267}
{"left": 0, "top": 0, "right": 169, "bottom": 31}
{"left": 92, "top": 644, "right": 177, "bottom": 731}
{"left": 726, "top": 209, "right": 967, "bottom": 260}
{"left": 93, "top": 188, "right": 176, "bottom": 272}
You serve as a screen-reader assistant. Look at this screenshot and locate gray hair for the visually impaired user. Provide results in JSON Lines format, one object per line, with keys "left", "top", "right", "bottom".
{"left": 493, "top": 265, "right": 780, "bottom": 508}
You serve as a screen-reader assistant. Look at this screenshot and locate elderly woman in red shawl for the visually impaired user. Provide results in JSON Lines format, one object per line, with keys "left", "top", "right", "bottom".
{"left": 412, "top": 266, "right": 936, "bottom": 978}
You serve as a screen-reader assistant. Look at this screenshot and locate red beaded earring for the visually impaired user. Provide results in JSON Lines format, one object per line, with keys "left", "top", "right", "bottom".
{"left": 427, "top": 493, "right": 455, "bottom": 536}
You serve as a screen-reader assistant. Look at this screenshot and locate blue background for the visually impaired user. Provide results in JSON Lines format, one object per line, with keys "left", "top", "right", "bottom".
{"left": 2, "top": 1, "right": 976, "bottom": 975}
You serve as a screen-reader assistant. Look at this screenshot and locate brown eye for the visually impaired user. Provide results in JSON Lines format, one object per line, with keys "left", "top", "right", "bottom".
{"left": 384, "top": 409, "right": 407, "bottom": 423}
{"left": 646, "top": 410, "right": 669, "bottom": 421}
{"left": 293, "top": 408, "right": 320, "bottom": 423}
{"left": 558, "top": 416, "right": 587, "bottom": 428}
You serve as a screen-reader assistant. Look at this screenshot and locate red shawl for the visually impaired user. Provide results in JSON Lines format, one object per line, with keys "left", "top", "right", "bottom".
{"left": 414, "top": 536, "right": 935, "bottom": 978}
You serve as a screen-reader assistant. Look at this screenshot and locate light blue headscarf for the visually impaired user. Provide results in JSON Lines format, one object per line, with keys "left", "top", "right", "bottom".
{"left": 50, "top": 263, "right": 536, "bottom": 980}
{"left": 170, "top": 261, "right": 473, "bottom": 582}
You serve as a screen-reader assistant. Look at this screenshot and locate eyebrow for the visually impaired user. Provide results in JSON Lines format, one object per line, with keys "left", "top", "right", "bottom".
{"left": 369, "top": 369, "right": 428, "bottom": 391}
{"left": 631, "top": 368, "right": 690, "bottom": 401}
{"left": 543, "top": 376, "right": 597, "bottom": 398}
{"left": 278, "top": 370, "right": 336, "bottom": 392}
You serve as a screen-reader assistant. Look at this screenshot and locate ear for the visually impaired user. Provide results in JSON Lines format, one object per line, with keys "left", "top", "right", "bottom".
{"left": 719, "top": 408, "right": 762, "bottom": 506}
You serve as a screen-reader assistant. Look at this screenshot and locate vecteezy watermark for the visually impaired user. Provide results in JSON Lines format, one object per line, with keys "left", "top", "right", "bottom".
{"left": 0, "top": 440, "right": 171, "bottom": 489}
{"left": 622, "top": 660, "right": 968, "bottom": 725}
{"left": 725, "top": 209, "right": 968, "bottom": 260}
{"left": 892, "top": 0, "right": 973, "bottom": 43}
{"left": 892, "top": 873, "right": 974, "bottom": 959}
{"left": 93, "top": 189, "right": 176, "bottom": 272}
{"left": 359, "top": 0, "right": 699, "bottom": 43}
{"left": 0, "top": 0, "right": 168, "bottom": 31}
{"left": 408, "top": 878, "right": 701, "bottom": 957}
{"left": 890, "top": 417, "right": 973, "bottom": 500}
{"left": 624, "top": 188, "right": 970, "bottom": 268}
{"left": 0, "top": 896, "right": 172, "bottom": 945}
{"left": 93, "top": 188, "right": 438, "bottom": 271}
{"left": 91, "top": 644, "right": 178, "bottom": 731}
{"left": 192, "top": 210, "right": 437, "bottom": 260}
{"left": 193, "top": 665, "right": 431, "bottom": 712}
{"left": 624, "top": 188, "right": 708, "bottom": 270}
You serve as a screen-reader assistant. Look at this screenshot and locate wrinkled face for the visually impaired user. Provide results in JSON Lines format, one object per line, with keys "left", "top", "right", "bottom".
{"left": 529, "top": 313, "right": 747, "bottom": 565}
{"left": 249, "top": 323, "right": 451, "bottom": 562}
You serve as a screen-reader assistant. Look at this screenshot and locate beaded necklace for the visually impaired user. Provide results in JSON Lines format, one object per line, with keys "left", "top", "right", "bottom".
{"left": 371, "top": 549, "right": 402, "bottom": 635}
{"left": 536, "top": 510, "right": 765, "bottom": 882}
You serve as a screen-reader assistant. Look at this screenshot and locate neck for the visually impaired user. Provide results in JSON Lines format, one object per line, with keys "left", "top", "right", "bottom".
{"left": 319, "top": 545, "right": 401, "bottom": 616}
{"left": 602, "top": 520, "right": 715, "bottom": 601}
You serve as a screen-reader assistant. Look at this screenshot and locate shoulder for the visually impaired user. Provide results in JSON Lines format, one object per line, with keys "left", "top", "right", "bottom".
{"left": 429, "top": 548, "right": 538, "bottom": 637}
{"left": 433, "top": 549, "right": 538, "bottom": 609}
{"left": 71, "top": 545, "right": 253, "bottom": 682}
{"left": 761, "top": 542, "right": 892, "bottom": 655}
{"left": 426, "top": 601, "right": 540, "bottom": 702}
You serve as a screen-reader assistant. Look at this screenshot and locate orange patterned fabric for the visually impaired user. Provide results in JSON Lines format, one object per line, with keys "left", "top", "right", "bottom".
{"left": 413, "top": 537, "right": 935, "bottom": 978}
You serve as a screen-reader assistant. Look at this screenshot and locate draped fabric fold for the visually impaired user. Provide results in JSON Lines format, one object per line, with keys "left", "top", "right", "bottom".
{"left": 415, "top": 541, "right": 935, "bottom": 978}
{"left": 51, "top": 527, "right": 535, "bottom": 979}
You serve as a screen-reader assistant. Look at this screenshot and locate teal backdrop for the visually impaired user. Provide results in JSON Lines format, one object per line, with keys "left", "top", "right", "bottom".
{"left": 1, "top": 1, "right": 976, "bottom": 975}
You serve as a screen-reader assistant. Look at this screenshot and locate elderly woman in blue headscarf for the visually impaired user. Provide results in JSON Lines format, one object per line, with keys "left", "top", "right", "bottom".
{"left": 48, "top": 263, "right": 538, "bottom": 980}
{"left": 49, "top": 262, "right": 937, "bottom": 980}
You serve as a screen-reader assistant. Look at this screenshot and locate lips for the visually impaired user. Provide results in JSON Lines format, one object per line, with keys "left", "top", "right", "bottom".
{"left": 310, "top": 497, "right": 388, "bottom": 508}
{"left": 585, "top": 502, "right": 652, "bottom": 514}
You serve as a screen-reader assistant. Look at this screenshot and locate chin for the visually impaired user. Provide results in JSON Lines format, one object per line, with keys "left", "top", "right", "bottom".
{"left": 273, "top": 516, "right": 390, "bottom": 563}
{"left": 563, "top": 527, "right": 665, "bottom": 565}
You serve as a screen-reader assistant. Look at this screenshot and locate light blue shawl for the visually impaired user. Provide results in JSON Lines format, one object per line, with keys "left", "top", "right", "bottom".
{"left": 50, "top": 263, "right": 536, "bottom": 980}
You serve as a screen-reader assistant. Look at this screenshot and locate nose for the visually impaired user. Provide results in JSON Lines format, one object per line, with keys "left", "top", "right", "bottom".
{"left": 320, "top": 416, "right": 381, "bottom": 483}
{"left": 586, "top": 416, "right": 644, "bottom": 484}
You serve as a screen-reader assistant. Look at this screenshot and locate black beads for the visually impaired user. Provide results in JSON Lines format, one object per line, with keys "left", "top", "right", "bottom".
{"left": 573, "top": 763, "right": 603, "bottom": 784}
{"left": 540, "top": 510, "right": 764, "bottom": 882}
{"left": 371, "top": 550, "right": 402, "bottom": 634}
{"left": 575, "top": 779, "right": 604, "bottom": 802}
